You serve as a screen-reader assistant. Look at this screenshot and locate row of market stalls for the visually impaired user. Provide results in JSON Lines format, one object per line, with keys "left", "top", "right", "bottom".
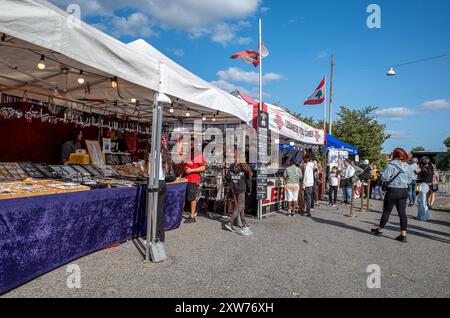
{"left": 0, "top": 0, "right": 356, "bottom": 293}
{"left": 0, "top": 0, "right": 255, "bottom": 294}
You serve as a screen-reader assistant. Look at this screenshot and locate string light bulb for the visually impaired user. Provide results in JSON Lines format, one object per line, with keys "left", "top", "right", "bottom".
{"left": 169, "top": 107, "right": 174, "bottom": 113}
{"left": 186, "top": 112, "right": 191, "bottom": 117}
{"left": 77, "top": 70, "right": 85, "bottom": 84}
{"left": 131, "top": 98, "right": 137, "bottom": 103}
{"left": 37, "top": 55, "right": 46, "bottom": 70}
{"left": 111, "top": 77, "right": 118, "bottom": 88}
{"left": 212, "top": 115, "right": 216, "bottom": 122}
{"left": 202, "top": 114, "right": 206, "bottom": 121}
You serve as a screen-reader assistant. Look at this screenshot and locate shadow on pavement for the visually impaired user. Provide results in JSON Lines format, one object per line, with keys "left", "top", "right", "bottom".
{"left": 390, "top": 222, "right": 450, "bottom": 238}
{"left": 381, "top": 224, "right": 450, "bottom": 244}
{"left": 310, "top": 216, "right": 372, "bottom": 236}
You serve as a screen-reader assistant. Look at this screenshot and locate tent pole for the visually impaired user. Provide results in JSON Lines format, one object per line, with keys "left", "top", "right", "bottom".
{"left": 145, "top": 92, "right": 159, "bottom": 262}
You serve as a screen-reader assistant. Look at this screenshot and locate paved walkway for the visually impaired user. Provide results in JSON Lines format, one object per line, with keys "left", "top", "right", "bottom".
{"left": 3, "top": 197, "right": 450, "bottom": 298}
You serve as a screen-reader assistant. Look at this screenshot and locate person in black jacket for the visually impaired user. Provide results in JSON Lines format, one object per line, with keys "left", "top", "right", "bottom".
{"left": 359, "top": 159, "right": 372, "bottom": 199}
{"left": 224, "top": 163, "right": 252, "bottom": 232}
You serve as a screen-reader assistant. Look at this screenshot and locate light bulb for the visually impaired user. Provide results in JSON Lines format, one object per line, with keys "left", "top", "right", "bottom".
{"left": 169, "top": 107, "right": 174, "bottom": 113}
{"left": 202, "top": 116, "right": 206, "bottom": 121}
{"left": 37, "top": 55, "right": 46, "bottom": 70}
{"left": 77, "top": 70, "right": 85, "bottom": 84}
{"left": 212, "top": 116, "right": 216, "bottom": 122}
{"left": 111, "top": 77, "right": 118, "bottom": 88}
{"left": 186, "top": 112, "right": 191, "bottom": 117}
{"left": 131, "top": 98, "right": 137, "bottom": 103}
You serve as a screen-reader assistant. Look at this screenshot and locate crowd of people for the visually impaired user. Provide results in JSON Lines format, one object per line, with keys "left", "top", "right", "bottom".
{"left": 280, "top": 147, "right": 441, "bottom": 244}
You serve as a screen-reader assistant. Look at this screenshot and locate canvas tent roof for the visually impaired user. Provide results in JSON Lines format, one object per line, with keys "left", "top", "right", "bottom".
{"left": 0, "top": 0, "right": 252, "bottom": 123}
{"left": 326, "top": 133, "right": 358, "bottom": 155}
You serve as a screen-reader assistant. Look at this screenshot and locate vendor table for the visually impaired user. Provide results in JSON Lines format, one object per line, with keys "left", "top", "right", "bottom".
{"left": 0, "top": 182, "right": 187, "bottom": 294}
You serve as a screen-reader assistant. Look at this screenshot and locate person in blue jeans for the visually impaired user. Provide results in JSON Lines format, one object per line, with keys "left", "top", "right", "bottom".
{"left": 341, "top": 159, "right": 355, "bottom": 205}
{"left": 407, "top": 158, "right": 420, "bottom": 206}
{"left": 416, "top": 157, "right": 433, "bottom": 221}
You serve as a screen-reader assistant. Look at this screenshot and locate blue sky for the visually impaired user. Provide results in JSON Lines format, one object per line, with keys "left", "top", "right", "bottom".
{"left": 51, "top": 0, "right": 450, "bottom": 152}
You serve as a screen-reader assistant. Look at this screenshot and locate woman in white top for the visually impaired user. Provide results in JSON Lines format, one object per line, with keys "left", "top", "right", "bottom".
{"left": 328, "top": 166, "right": 340, "bottom": 207}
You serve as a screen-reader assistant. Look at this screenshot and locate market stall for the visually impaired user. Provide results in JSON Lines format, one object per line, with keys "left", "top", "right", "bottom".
{"left": 326, "top": 133, "right": 358, "bottom": 170}
{"left": 0, "top": 0, "right": 253, "bottom": 294}
{"left": 232, "top": 91, "right": 325, "bottom": 218}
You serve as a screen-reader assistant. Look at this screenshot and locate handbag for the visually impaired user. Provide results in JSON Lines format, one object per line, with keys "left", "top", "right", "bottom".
{"left": 351, "top": 174, "right": 359, "bottom": 184}
{"left": 381, "top": 163, "right": 402, "bottom": 192}
{"left": 164, "top": 172, "right": 177, "bottom": 183}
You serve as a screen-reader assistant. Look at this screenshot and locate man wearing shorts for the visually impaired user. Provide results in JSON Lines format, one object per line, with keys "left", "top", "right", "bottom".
{"left": 284, "top": 159, "right": 302, "bottom": 216}
{"left": 184, "top": 153, "right": 206, "bottom": 224}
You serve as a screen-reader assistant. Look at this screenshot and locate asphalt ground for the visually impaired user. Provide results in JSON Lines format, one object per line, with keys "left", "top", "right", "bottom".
{"left": 3, "top": 195, "right": 450, "bottom": 298}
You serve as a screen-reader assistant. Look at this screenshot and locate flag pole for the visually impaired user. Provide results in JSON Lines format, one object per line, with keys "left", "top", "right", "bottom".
{"left": 329, "top": 54, "right": 334, "bottom": 134}
{"left": 322, "top": 76, "right": 327, "bottom": 201}
{"left": 259, "top": 18, "right": 263, "bottom": 111}
{"left": 257, "top": 17, "right": 263, "bottom": 220}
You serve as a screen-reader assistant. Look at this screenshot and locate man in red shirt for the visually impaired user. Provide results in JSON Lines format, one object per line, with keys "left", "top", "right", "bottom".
{"left": 184, "top": 152, "right": 206, "bottom": 223}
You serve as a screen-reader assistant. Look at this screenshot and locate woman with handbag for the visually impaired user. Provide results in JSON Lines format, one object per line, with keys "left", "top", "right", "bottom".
{"left": 371, "top": 148, "right": 414, "bottom": 243}
{"left": 417, "top": 157, "right": 433, "bottom": 221}
{"left": 429, "top": 164, "right": 439, "bottom": 209}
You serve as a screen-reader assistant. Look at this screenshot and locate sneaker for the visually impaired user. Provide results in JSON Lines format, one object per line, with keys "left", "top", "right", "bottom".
{"left": 371, "top": 228, "right": 383, "bottom": 237}
{"left": 310, "top": 208, "right": 315, "bottom": 212}
{"left": 184, "top": 217, "right": 197, "bottom": 224}
{"left": 305, "top": 213, "right": 312, "bottom": 217}
{"left": 224, "top": 222, "right": 235, "bottom": 232}
{"left": 242, "top": 224, "right": 250, "bottom": 231}
{"left": 395, "top": 235, "right": 407, "bottom": 243}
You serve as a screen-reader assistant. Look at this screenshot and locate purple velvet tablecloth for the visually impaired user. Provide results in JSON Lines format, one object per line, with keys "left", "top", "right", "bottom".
{"left": 0, "top": 182, "right": 187, "bottom": 294}
{"left": 163, "top": 182, "right": 187, "bottom": 231}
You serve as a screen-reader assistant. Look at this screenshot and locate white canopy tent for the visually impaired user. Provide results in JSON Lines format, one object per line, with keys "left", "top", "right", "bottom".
{"left": 127, "top": 39, "right": 253, "bottom": 124}
{"left": 0, "top": 0, "right": 255, "bottom": 263}
{"left": 0, "top": 0, "right": 252, "bottom": 123}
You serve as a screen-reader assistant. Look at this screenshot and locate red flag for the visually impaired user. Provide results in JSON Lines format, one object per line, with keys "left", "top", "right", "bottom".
{"left": 304, "top": 77, "right": 326, "bottom": 105}
{"left": 231, "top": 50, "right": 260, "bottom": 67}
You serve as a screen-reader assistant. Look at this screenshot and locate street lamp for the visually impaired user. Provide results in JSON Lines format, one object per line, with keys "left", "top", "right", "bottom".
{"left": 387, "top": 67, "right": 397, "bottom": 76}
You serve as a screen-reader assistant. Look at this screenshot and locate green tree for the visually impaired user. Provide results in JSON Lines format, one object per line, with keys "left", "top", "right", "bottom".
{"left": 436, "top": 136, "right": 450, "bottom": 171}
{"left": 333, "top": 106, "right": 389, "bottom": 167}
{"left": 412, "top": 146, "right": 425, "bottom": 152}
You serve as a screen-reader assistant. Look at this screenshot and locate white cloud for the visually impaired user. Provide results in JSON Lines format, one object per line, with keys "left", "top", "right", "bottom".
{"left": 111, "top": 13, "right": 157, "bottom": 37}
{"left": 316, "top": 51, "right": 328, "bottom": 60}
{"left": 50, "top": 0, "right": 261, "bottom": 44}
{"left": 237, "top": 37, "right": 252, "bottom": 45}
{"left": 261, "top": 7, "right": 270, "bottom": 14}
{"left": 209, "top": 21, "right": 252, "bottom": 46}
{"left": 217, "top": 67, "right": 285, "bottom": 85}
{"left": 421, "top": 99, "right": 450, "bottom": 111}
{"left": 375, "top": 107, "right": 419, "bottom": 118}
{"left": 210, "top": 79, "right": 270, "bottom": 98}
{"left": 166, "top": 48, "right": 185, "bottom": 57}
{"left": 386, "top": 130, "right": 412, "bottom": 139}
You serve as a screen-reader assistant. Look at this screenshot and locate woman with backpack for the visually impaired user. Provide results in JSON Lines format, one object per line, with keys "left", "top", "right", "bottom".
{"left": 371, "top": 148, "right": 414, "bottom": 243}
